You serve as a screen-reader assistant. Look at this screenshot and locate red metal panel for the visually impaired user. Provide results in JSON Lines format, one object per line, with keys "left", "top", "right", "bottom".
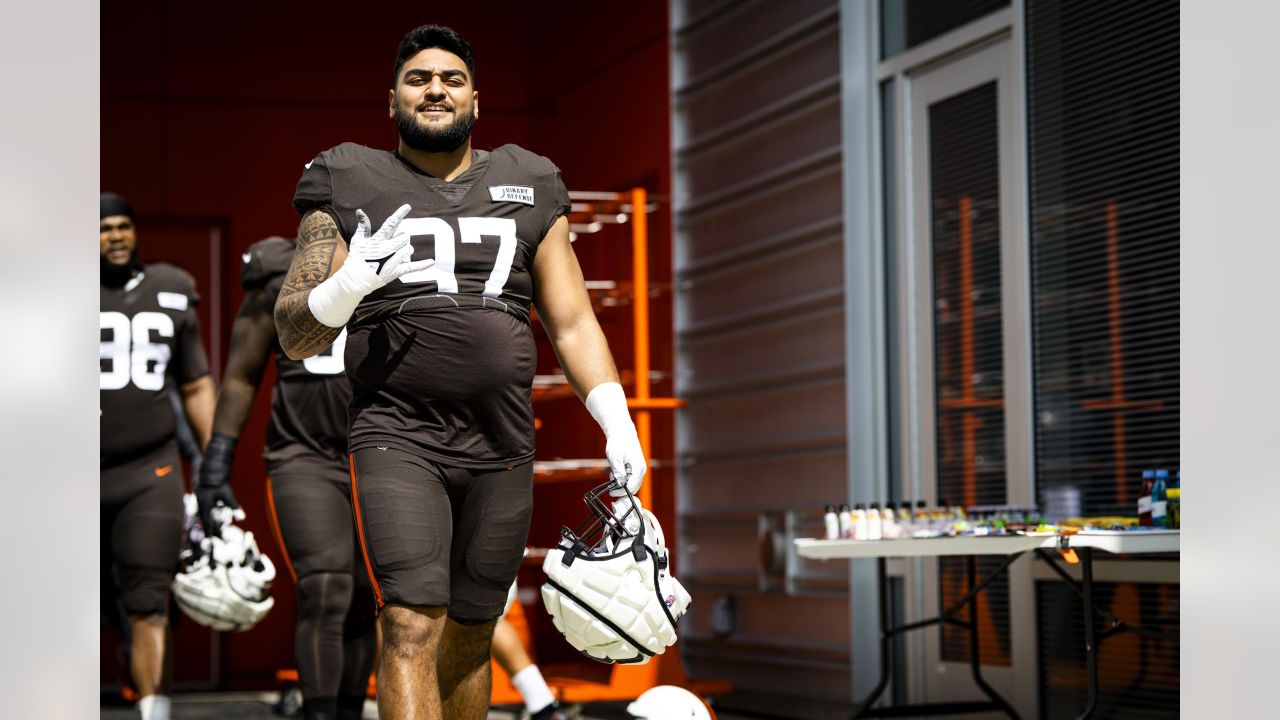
{"left": 102, "top": 0, "right": 671, "bottom": 688}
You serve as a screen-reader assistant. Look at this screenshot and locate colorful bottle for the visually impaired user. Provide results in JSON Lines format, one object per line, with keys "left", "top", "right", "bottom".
{"left": 837, "top": 504, "right": 853, "bottom": 539}
{"left": 824, "top": 505, "right": 840, "bottom": 540}
{"left": 853, "top": 503, "right": 869, "bottom": 540}
{"left": 868, "top": 503, "right": 883, "bottom": 540}
{"left": 934, "top": 498, "right": 950, "bottom": 529}
{"left": 1138, "top": 470, "right": 1155, "bottom": 526}
{"left": 1152, "top": 470, "right": 1169, "bottom": 528}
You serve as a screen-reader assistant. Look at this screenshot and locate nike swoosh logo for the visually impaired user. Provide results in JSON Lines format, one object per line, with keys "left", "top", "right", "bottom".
{"left": 242, "top": 252, "right": 252, "bottom": 264}
{"left": 369, "top": 252, "right": 397, "bottom": 275}
{"left": 305, "top": 161, "right": 314, "bottom": 169}
{"left": 155, "top": 465, "right": 174, "bottom": 477}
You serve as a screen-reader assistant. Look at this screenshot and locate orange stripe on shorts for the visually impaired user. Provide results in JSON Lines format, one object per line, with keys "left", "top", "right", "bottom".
{"left": 349, "top": 454, "right": 385, "bottom": 608}
{"left": 263, "top": 476, "right": 298, "bottom": 583}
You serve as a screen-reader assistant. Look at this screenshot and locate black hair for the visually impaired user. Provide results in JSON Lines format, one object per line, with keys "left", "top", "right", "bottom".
{"left": 393, "top": 24, "right": 475, "bottom": 87}
{"left": 100, "top": 192, "right": 134, "bottom": 221}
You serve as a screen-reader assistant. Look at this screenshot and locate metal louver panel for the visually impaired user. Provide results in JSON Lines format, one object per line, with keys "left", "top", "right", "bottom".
{"left": 673, "top": 0, "right": 851, "bottom": 713}
{"left": 1027, "top": 0, "right": 1180, "bottom": 517}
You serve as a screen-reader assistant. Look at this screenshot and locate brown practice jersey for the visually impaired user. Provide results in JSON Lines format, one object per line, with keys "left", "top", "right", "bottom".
{"left": 240, "top": 237, "right": 351, "bottom": 473}
{"left": 100, "top": 264, "right": 209, "bottom": 467}
{"left": 292, "top": 143, "right": 571, "bottom": 468}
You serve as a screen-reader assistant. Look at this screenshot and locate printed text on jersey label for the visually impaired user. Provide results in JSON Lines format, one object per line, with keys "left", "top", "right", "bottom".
{"left": 488, "top": 185, "right": 535, "bottom": 206}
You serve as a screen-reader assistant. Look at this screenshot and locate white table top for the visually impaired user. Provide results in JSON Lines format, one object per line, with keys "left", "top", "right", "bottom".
{"left": 794, "top": 529, "right": 1179, "bottom": 560}
{"left": 1069, "top": 529, "right": 1180, "bottom": 554}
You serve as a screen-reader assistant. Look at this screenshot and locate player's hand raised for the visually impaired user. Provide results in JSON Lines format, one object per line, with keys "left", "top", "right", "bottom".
{"left": 347, "top": 205, "right": 435, "bottom": 285}
{"left": 307, "top": 204, "right": 435, "bottom": 328}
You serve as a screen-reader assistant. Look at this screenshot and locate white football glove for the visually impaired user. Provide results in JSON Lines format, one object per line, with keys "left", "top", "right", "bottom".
{"left": 307, "top": 204, "right": 435, "bottom": 328}
{"left": 585, "top": 382, "right": 646, "bottom": 497}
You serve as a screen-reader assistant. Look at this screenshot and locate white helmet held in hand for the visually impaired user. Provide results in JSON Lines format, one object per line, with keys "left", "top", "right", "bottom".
{"left": 173, "top": 496, "right": 276, "bottom": 631}
{"left": 627, "top": 685, "right": 716, "bottom": 719}
{"left": 541, "top": 478, "right": 691, "bottom": 665}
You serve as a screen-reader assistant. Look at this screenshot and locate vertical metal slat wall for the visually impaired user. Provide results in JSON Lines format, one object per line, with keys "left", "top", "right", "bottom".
{"left": 672, "top": 0, "right": 852, "bottom": 712}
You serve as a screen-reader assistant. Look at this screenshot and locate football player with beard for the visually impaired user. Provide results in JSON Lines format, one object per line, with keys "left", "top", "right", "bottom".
{"left": 274, "top": 24, "right": 643, "bottom": 720}
{"left": 194, "top": 236, "right": 377, "bottom": 720}
{"left": 100, "top": 193, "right": 216, "bottom": 720}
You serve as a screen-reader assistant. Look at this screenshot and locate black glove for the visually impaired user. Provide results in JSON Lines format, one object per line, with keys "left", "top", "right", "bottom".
{"left": 197, "top": 432, "right": 240, "bottom": 537}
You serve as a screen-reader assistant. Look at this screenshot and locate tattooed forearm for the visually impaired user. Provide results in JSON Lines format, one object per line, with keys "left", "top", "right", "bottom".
{"left": 276, "top": 291, "right": 342, "bottom": 359}
{"left": 274, "top": 211, "right": 345, "bottom": 359}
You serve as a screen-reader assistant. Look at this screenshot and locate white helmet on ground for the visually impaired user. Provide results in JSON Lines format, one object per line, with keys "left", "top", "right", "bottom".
{"left": 173, "top": 495, "right": 276, "bottom": 631}
{"left": 627, "top": 685, "right": 715, "bottom": 719}
{"left": 541, "top": 478, "right": 691, "bottom": 665}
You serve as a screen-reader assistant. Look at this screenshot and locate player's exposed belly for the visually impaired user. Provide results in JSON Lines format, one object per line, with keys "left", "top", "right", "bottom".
{"left": 344, "top": 306, "right": 535, "bottom": 405}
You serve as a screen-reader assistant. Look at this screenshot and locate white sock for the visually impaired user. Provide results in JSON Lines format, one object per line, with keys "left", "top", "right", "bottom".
{"left": 511, "top": 665, "right": 556, "bottom": 713}
{"left": 138, "top": 694, "right": 170, "bottom": 720}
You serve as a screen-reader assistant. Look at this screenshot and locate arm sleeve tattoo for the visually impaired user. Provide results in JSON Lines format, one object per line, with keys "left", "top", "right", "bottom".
{"left": 274, "top": 210, "right": 344, "bottom": 359}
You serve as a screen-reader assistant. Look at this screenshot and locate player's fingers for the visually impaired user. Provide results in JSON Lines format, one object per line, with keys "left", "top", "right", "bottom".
{"left": 391, "top": 258, "right": 435, "bottom": 278}
{"left": 355, "top": 208, "right": 371, "bottom": 238}
{"left": 379, "top": 203, "right": 413, "bottom": 236}
{"left": 607, "top": 464, "right": 630, "bottom": 495}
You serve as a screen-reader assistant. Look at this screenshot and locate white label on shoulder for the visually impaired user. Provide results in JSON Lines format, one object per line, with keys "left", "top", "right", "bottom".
{"left": 242, "top": 252, "right": 252, "bottom": 264}
{"left": 488, "top": 185, "right": 535, "bottom": 205}
{"left": 157, "top": 291, "right": 189, "bottom": 312}
{"left": 124, "top": 272, "right": 144, "bottom": 293}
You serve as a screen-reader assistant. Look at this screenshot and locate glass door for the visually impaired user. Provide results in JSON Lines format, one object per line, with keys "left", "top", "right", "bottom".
{"left": 894, "top": 34, "right": 1037, "bottom": 711}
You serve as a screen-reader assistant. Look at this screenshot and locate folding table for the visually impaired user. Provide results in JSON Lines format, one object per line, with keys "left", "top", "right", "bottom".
{"left": 794, "top": 530, "right": 1179, "bottom": 719}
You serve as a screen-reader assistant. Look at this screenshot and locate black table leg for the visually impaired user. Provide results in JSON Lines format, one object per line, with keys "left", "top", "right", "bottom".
{"left": 852, "top": 554, "right": 1021, "bottom": 719}
{"left": 967, "top": 556, "right": 1021, "bottom": 720}
{"left": 1074, "top": 546, "right": 1098, "bottom": 720}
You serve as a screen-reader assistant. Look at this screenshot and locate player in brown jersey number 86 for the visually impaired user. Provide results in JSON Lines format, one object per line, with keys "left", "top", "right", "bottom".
{"left": 274, "top": 24, "right": 642, "bottom": 720}
{"left": 101, "top": 193, "right": 217, "bottom": 720}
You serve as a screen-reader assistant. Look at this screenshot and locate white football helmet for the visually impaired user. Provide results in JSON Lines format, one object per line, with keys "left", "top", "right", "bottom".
{"left": 627, "top": 685, "right": 715, "bottom": 720}
{"left": 541, "top": 479, "right": 691, "bottom": 665}
{"left": 173, "top": 495, "right": 276, "bottom": 632}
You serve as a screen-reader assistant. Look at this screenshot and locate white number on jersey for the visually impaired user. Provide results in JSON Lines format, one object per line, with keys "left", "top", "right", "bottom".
{"left": 100, "top": 311, "right": 174, "bottom": 391}
{"left": 397, "top": 216, "right": 518, "bottom": 298}
{"left": 301, "top": 328, "right": 347, "bottom": 375}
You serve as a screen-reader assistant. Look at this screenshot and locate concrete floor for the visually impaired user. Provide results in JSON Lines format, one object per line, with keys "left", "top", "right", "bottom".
{"left": 100, "top": 691, "right": 757, "bottom": 720}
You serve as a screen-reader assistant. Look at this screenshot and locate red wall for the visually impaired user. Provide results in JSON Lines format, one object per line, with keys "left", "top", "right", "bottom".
{"left": 102, "top": 0, "right": 671, "bottom": 687}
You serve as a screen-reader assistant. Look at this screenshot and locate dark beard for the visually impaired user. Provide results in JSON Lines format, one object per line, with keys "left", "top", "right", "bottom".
{"left": 394, "top": 103, "right": 476, "bottom": 153}
{"left": 101, "top": 249, "right": 142, "bottom": 288}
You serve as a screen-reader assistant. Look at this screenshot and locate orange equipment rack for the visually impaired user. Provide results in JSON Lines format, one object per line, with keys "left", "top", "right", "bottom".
{"left": 519, "top": 187, "right": 727, "bottom": 705}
